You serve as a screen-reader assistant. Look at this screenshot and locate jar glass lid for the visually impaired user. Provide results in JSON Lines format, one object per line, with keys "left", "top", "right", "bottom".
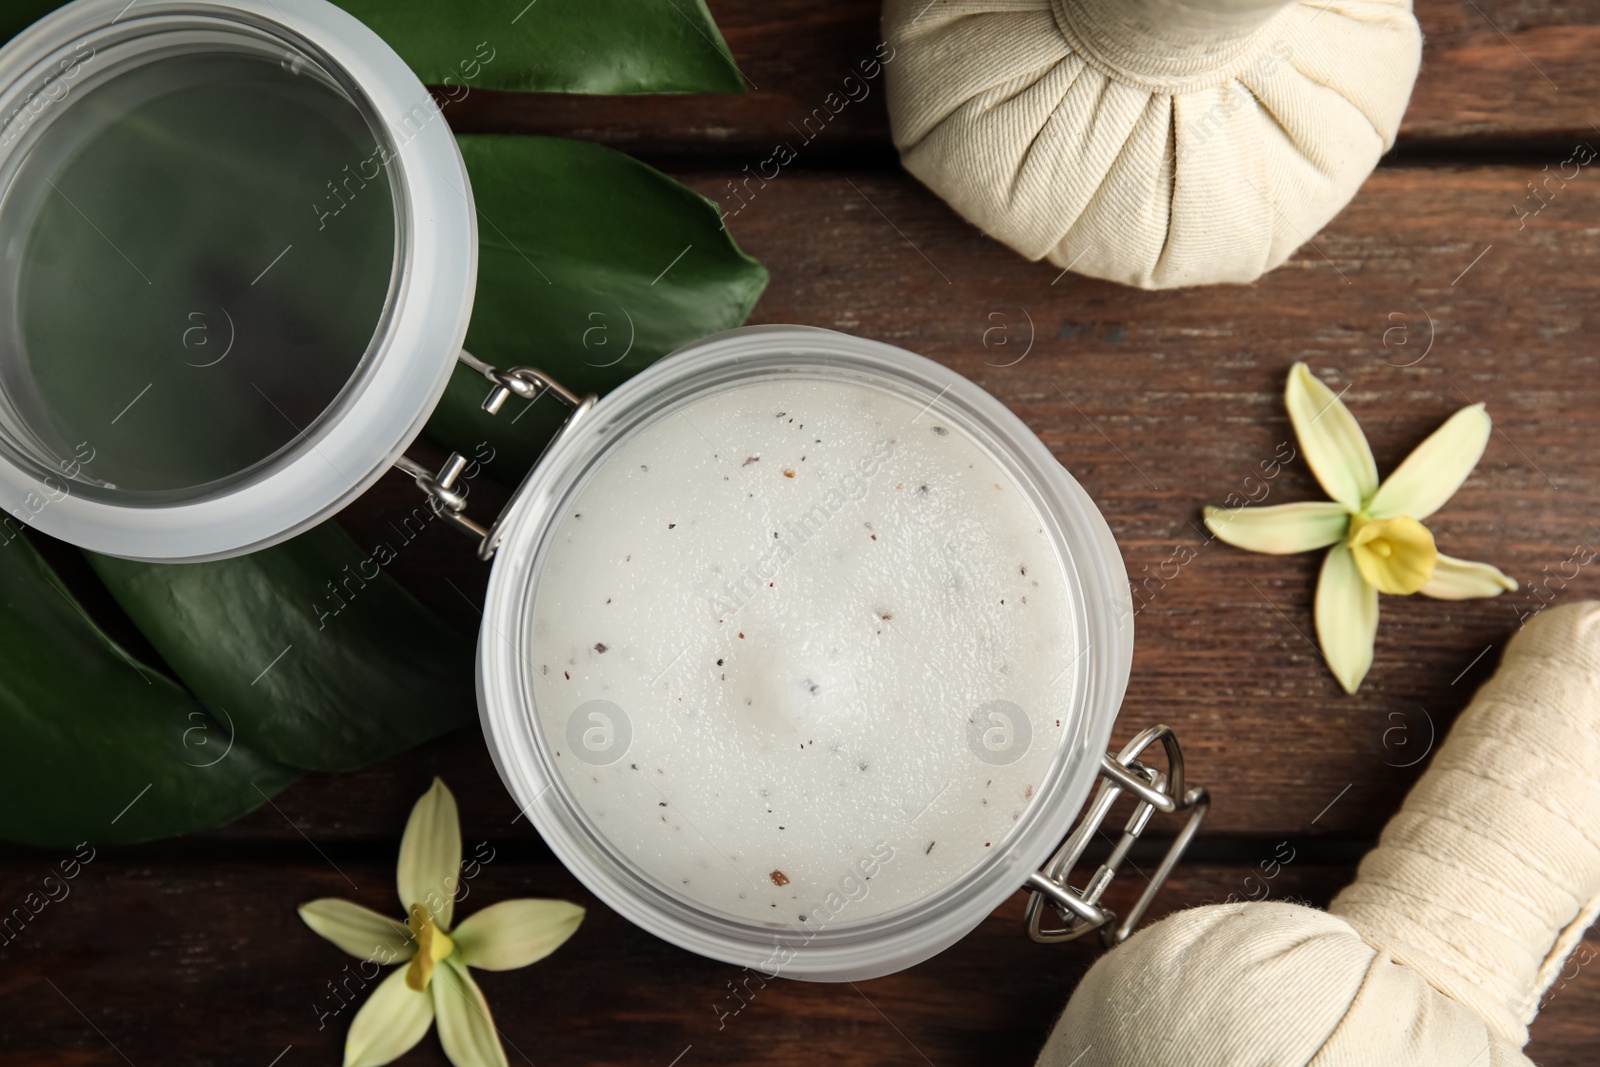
{"left": 481, "top": 327, "right": 1133, "bottom": 979}
{"left": 0, "top": 0, "right": 474, "bottom": 560}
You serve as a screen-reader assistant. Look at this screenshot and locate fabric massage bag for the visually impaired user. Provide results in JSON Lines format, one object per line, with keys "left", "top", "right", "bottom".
{"left": 883, "top": 0, "right": 1423, "bottom": 288}
{"left": 1035, "top": 602, "right": 1600, "bottom": 1066}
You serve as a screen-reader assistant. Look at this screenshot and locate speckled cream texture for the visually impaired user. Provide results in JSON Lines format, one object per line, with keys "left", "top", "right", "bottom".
{"left": 528, "top": 377, "right": 1079, "bottom": 927}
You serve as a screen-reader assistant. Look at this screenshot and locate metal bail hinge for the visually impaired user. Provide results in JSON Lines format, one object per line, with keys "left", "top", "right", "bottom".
{"left": 393, "top": 350, "right": 596, "bottom": 562}
{"left": 1023, "top": 724, "right": 1209, "bottom": 948}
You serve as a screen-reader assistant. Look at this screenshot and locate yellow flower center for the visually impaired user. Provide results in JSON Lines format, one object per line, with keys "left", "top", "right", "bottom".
{"left": 1347, "top": 514, "right": 1438, "bottom": 595}
{"left": 404, "top": 903, "right": 455, "bottom": 992}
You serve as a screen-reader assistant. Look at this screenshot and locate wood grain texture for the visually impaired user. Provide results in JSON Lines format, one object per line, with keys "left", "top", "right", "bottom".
{"left": 1, "top": 857, "right": 1591, "bottom": 1065}
{"left": 2, "top": 860, "right": 1283, "bottom": 1066}
{"left": 149, "top": 163, "right": 1600, "bottom": 846}
{"left": 441, "top": 0, "right": 1600, "bottom": 159}
{"left": 712, "top": 162, "right": 1600, "bottom": 842}
{"left": 9, "top": 0, "right": 1600, "bottom": 1063}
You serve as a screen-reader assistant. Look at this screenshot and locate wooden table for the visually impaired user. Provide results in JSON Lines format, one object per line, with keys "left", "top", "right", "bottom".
{"left": 6, "top": 1, "right": 1599, "bottom": 1063}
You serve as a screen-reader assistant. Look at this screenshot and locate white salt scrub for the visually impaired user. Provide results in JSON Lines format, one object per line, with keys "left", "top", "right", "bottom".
{"left": 526, "top": 376, "right": 1079, "bottom": 928}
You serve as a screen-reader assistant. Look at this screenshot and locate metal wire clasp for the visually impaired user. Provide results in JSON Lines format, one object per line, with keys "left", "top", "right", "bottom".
{"left": 1023, "top": 724, "right": 1209, "bottom": 947}
{"left": 392, "top": 350, "right": 596, "bottom": 561}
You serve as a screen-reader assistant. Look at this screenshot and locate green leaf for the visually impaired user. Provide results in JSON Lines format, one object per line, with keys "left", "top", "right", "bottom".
{"left": 85, "top": 522, "right": 478, "bottom": 773}
{"left": 425, "top": 134, "right": 768, "bottom": 482}
{"left": 0, "top": 535, "right": 297, "bottom": 848}
{"left": 4, "top": 1, "right": 747, "bottom": 95}
{"left": 0, "top": 2, "right": 59, "bottom": 45}
{"left": 338, "top": 0, "right": 746, "bottom": 95}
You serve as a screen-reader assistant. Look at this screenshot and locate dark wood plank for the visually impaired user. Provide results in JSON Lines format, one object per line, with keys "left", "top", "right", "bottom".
{"left": 2, "top": 856, "right": 1591, "bottom": 1065}
{"left": 7, "top": 1, "right": 1598, "bottom": 1061}
{"left": 179, "top": 162, "right": 1600, "bottom": 845}
{"left": 702, "top": 162, "right": 1600, "bottom": 840}
{"left": 440, "top": 0, "right": 1600, "bottom": 159}
{"left": 1401, "top": 0, "right": 1600, "bottom": 146}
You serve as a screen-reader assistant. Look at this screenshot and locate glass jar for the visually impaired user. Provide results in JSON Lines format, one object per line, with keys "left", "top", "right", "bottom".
{"left": 0, "top": 0, "right": 1206, "bottom": 982}
{"left": 479, "top": 325, "right": 1205, "bottom": 980}
{"left": 0, "top": 0, "right": 474, "bottom": 559}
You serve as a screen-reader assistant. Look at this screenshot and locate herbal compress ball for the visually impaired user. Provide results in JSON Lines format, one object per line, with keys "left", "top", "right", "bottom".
{"left": 884, "top": 0, "right": 1422, "bottom": 288}
{"left": 1038, "top": 602, "right": 1600, "bottom": 1066}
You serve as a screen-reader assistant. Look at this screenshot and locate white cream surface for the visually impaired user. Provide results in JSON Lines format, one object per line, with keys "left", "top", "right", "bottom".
{"left": 526, "top": 376, "right": 1079, "bottom": 928}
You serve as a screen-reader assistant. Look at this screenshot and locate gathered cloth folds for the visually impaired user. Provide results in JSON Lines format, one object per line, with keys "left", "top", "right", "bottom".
{"left": 1036, "top": 602, "right": 1600, "bottom": 1065}
{"left": 883, "top": 0, "right": 1422, "bottom": 288}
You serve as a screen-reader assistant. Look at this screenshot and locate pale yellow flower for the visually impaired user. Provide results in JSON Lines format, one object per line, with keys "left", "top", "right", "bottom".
{"left": 1204, "top": 364, "right": 1516, "bottom": 693}
{"left": 299, "top": 780, "right": 584, "bottom": 1067}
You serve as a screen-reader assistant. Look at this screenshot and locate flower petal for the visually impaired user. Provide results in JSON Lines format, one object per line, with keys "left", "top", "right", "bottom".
{"left": 299, "top": 899, "right": 416, "bottom": 964}
{"left": 1420, "top": 553, "right": 1518, "bottom": 600}
{"left": 1315, "top": 545, "right": 1379, "bottom": 695}
{"left": 1348, "top": 515, "right": 1437, "bottom": 595}
{"left": 344, "top": 965, "right": 435, "bottom": 1067}
{"left": 1367, "top": 404, "right": 1491, "bottom": 520}
{"left": 434, "top": 958, "right": 510, "bottom": 1067}
{"left": 398, "top": 778, "right": 462, "bottom": 927}
{"left": 1285, "top": 363, "right": 1378, "bottom": 511}
{"left": 453, "top": 900, "right": 585, "bottom": 972}
{"left": 1204, "top": 502, "right": 1350, "bottom": 555}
